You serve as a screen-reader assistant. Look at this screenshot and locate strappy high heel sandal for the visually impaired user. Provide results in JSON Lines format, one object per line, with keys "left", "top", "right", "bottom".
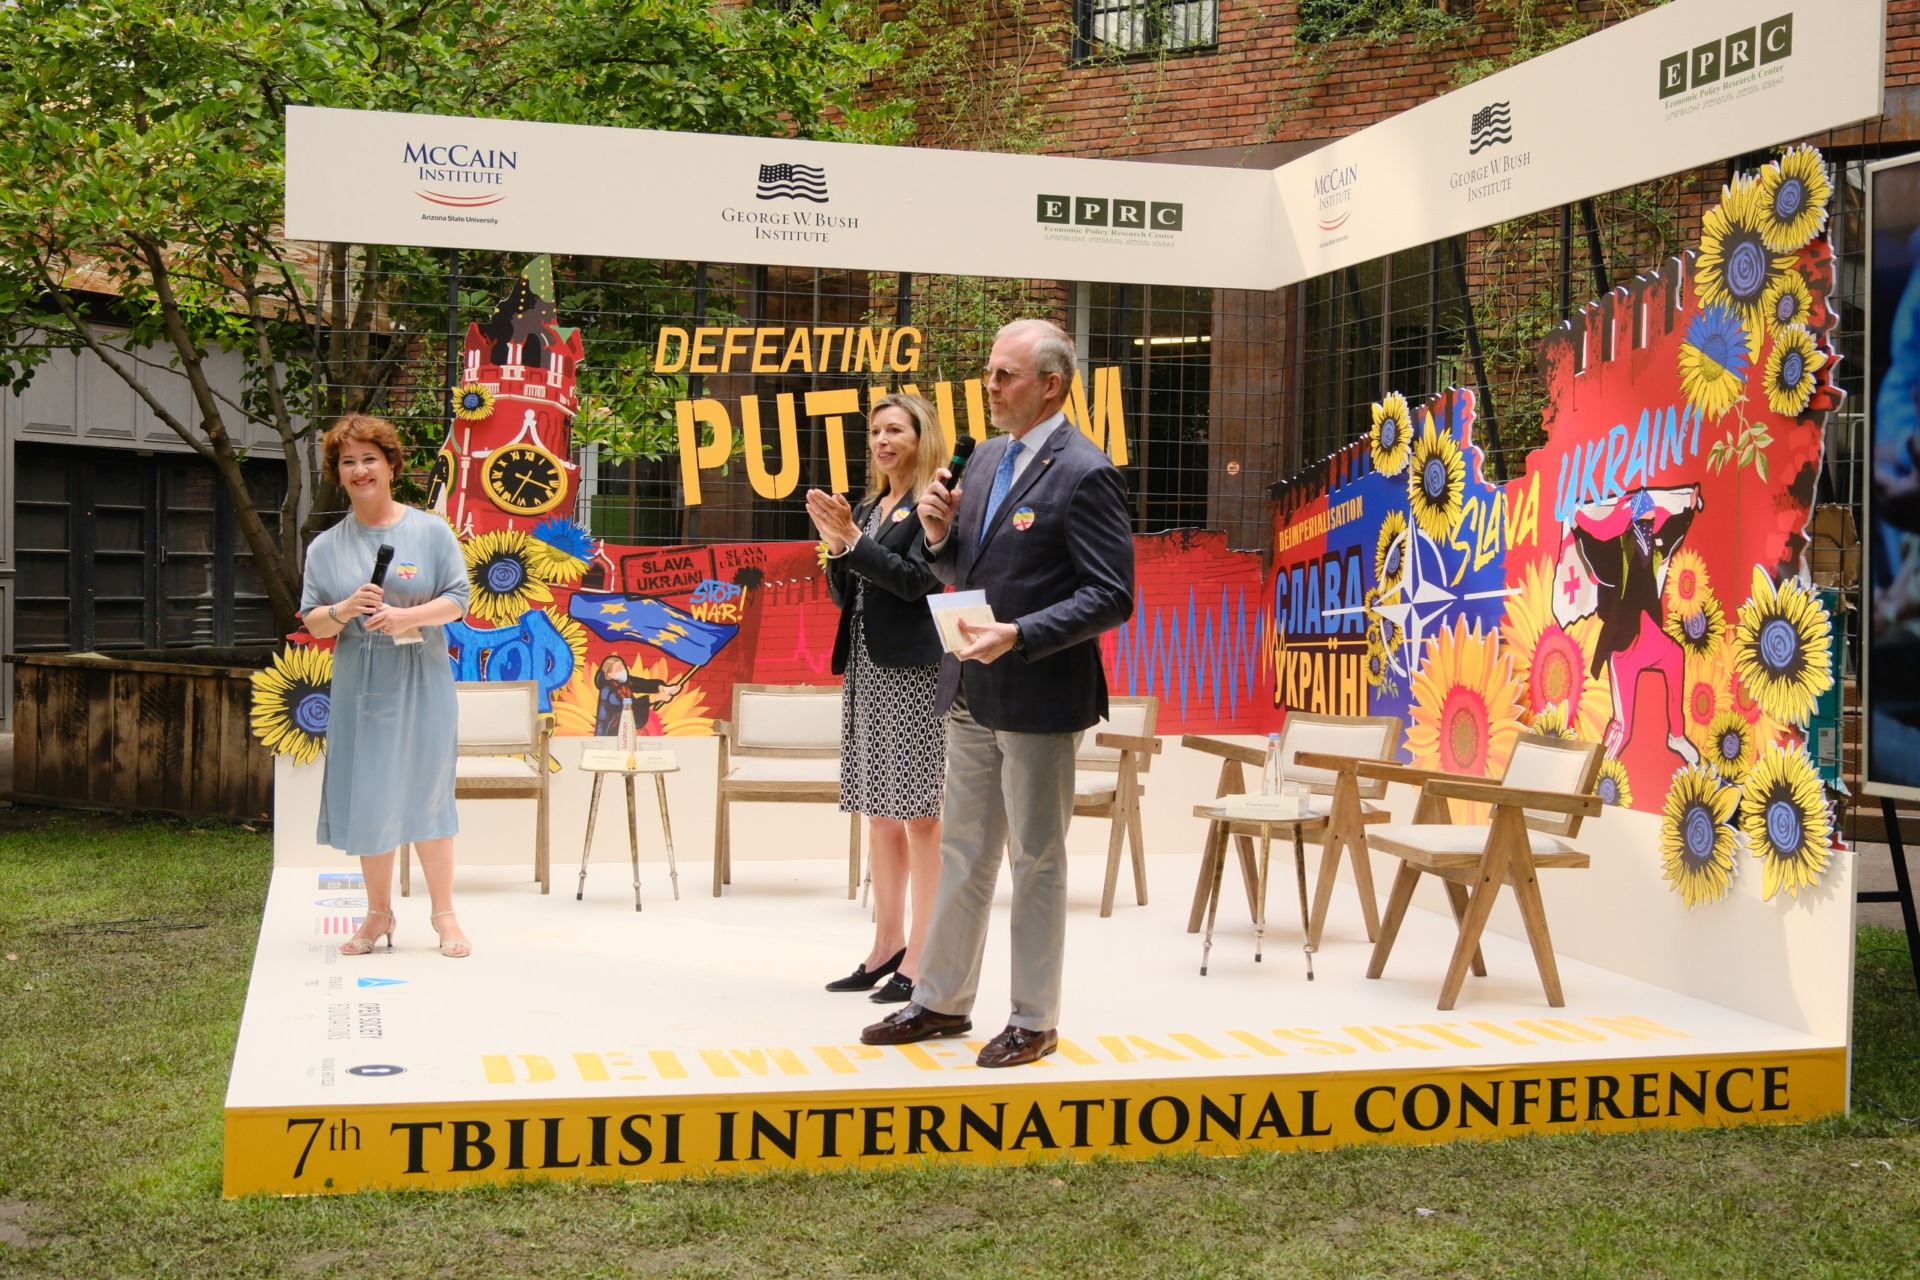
{"left": 430, "top": 910, "right": 472, "bottom": 959}
{"left": 339, "top": 907, "right": 395, "bottom": 956}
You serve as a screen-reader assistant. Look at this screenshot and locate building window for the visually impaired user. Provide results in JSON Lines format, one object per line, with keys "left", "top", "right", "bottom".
{"left": 1298, "top": 0, "right": 1465, "bottom": 44}
{"left": 1075, "top": 0, "right": 1218, "bottom": 60}
{"left": 13, "top": 443, "right": 287, "bottom": 653}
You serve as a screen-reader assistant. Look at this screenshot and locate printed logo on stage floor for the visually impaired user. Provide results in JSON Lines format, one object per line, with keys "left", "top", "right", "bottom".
{"left": 756, "top": 163, "right": 828, "bottom": 203}
{"left": 358, "top": 977, "right": 407, "bottom": 989}
{"left": 316, "top": 897, "right": 367, "bottom": 909}
{"left": 318, "top": 915, "right": 366, "bottom": 936}
{"left": 330, "top": 1002, "right": 384, "bottom": 1041}
{"left": 346, "top": 1063, "right": 406, "bottom": 1078}
{"left": 318, "top": 873, "right": 362, "bottom": 889}
{"left": 1469, "top": 102, "right": 1513, "bottom": 154}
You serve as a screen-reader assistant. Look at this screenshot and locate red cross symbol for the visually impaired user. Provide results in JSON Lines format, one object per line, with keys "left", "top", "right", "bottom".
{"left": 1562, "top": 570, "right": 1585, "bottom": 604}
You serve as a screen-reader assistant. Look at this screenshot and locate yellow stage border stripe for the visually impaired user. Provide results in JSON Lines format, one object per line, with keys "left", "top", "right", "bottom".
{"left": 225, "top": 1046, "right": 1846, "bottom": 1196}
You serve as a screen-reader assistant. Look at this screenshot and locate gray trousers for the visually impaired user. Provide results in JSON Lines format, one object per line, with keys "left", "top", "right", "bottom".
{"left": 912, "top": 701, "right": 1079, "bottom": 1031}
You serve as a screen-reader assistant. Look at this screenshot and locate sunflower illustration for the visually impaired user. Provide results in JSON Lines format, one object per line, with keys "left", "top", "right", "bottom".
{"left": 1595, "top": 757, "right": 1633, "bottom": 809}
{"left": 1405, "top": 617, "right": 1525, "bottom": 778}
{"left": 1695, "top": 177, "right": 1791, "bottom": 340}
{"left": 1755, "top": 145, "right": 1832, "bottom": 253}
{"left": 250, "top": 644, "right": 334, "bottom": 764}
{"left": 1406, "top": 412, "right": 1465, "bottom": 545}
{"left": 1762, "top": 325, "right": 1827, "bottom": 418}
{"left": 1369, "top": 392, "right": 1413, "bottom": 477}
{"left": 1663, "top": 548, "right": 1713, "bottom": 616}
{"left": 1704, "top": 710, "right": 1757, "bottom": 783}
{"left": 1681, "top": 657, "right": 1728, "bottom": 755}
{"left": 1732, "top": 569, "right": 1833, "bottom": 728}
{"left": 1375, "top": 510, "right": 1410, "bottom": 597}
{"left": 1364, "top": 624, "right": 1395, "bottom": 693}
{"left": 1677, "top": 305, "right": 1752, "bottom": 421}
{"left": 545, "top": 606, "right": 590, "bottom": 672}
{"left": 529, "top": 517, "right": 594, "bottom": 585}
{"left": 1502, "top": 556, "right": 1611, "bottom": 740}
{"left": 453, "top": 382, "right": 497, "bottom": 422}
{"left": 463, "top": 528, "right": 556, "bottom": 625}
{"left": 1660, "top": 764, "right": 1740, "bottom": 909}
{"left": 1741, "top": 745, "right": 1833, "bottom": 900}
{"left": 1527, "top": 701, "right": 1578, "bottom": 740}
{"left": 548, "top": 669, "right": 600, "bottom": 737}
{"left": 1663, "top": 595, "right": 1726, "bottom": 659}
{"left": 1762, "top": 270, "right": 1814, "bottom": 334}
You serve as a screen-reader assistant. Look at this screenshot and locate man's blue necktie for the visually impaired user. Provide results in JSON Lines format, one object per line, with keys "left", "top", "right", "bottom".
{"left": 981, "top": 439, "right": 1024, "bottom": 532}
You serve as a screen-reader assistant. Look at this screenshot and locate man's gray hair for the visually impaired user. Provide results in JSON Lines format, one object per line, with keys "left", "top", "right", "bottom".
{"left": 999, "top": 318, "right": 1076, "bottom": 385}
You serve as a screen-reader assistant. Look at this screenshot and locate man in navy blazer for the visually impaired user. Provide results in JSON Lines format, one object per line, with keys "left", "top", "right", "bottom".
{"left": 861, "top": 318, "right": 1135, "bottom": 1067}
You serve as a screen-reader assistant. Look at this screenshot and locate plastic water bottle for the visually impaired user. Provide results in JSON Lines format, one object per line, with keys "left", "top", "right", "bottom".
{"left": 617, "top": 696, "right": 637, "bottom": 768}
{"left": 1262, "top": 732, "right": 1283, "bottom": 796}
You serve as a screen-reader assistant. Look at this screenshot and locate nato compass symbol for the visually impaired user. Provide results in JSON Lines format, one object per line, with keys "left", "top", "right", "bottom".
{"left": 1470, "top": 102, "right": 1514, "bottom": 154}
{"left": 756, "top": 163, "right": 828, "bottom": 203}
{"left": 1329, "top": 519, "right": 1512, "bottom": 679}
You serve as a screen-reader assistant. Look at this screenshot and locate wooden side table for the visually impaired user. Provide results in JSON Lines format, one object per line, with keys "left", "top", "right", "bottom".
{"left": 576, "top": 749, "right": 681, "bottom": 911}
{"left": 1193, "top": 804, "right": 1328, "bottom": 980}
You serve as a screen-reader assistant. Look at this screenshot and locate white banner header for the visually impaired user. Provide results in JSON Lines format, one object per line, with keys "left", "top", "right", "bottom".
{"left": 285, "top": 0, "right": 1886, "bottom": 289}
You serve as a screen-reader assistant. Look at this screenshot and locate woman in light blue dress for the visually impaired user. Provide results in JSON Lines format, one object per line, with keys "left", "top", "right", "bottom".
{"left": 302, "top": 415, "right": 474, "bottom": 958}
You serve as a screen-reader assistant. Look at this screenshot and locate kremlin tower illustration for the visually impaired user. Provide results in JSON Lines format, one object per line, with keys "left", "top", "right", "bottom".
{"left": 427, "top": 255, "right": 585, "bottom": 537}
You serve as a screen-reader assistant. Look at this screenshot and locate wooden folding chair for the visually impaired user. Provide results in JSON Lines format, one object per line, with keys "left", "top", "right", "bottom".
{"left": 1074, "top": 696, "right": 1162, "bottom": 917}
{"left": 711, "top": 683, "right": 861, "bottom": 898}
{"left": 1361, "top": 734, "right": 1604, "bottom": 1009}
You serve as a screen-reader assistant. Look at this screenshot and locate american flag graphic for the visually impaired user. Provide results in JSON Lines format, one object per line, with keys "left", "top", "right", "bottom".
{"left": 321, "top": 915, "right": 364, "bottom": 935}
{"left": 1469, "top": 102, "right": 1513, "bottom": 155}
{"left": 756, "top": 163, "right": 829, "bottom": 203}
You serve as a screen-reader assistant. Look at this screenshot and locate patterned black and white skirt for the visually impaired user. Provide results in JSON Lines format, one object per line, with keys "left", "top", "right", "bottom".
{"left": 839, "top": 609, "right": 947, "bottom": 821}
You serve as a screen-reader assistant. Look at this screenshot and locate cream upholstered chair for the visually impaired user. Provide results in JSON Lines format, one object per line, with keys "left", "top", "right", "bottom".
{"left": 1183, "top": 712, "right": 1401, "bottom": 947}
{"left": 1361, "top": 733, "right": 1604, "bottom": 1010}
{"left": 1074, "top": 696, "right": 1161, "bottom": 917}
{"left": 712, "top": 683, "right": 860, "bottom": 898}
{"left": 401, "top": 680, "right": 551, "bottom": 896}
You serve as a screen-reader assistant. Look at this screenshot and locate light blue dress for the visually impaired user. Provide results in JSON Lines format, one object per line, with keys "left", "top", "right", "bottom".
{"left": 301, "top": 508, "right": 471, "bottom": 856}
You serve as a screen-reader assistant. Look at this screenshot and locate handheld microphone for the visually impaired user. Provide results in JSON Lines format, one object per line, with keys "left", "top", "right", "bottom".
{"left": 369, "top": 543, "right": 395, "bottom": 587}
{"left": 945, "top": 435, "right": 977, "bottom": 488}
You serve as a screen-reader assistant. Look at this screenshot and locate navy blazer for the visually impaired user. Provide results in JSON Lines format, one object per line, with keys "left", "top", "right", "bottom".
{"left": 928, "top": 420, "right": 1135, "bottom": 734}
{"left": 827, "top": 492, "right": 944, "bottom": 673}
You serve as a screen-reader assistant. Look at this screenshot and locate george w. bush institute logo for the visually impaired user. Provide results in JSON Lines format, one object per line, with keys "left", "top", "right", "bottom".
{"left": 1469, "top": 102, "right": 1513, "bottom": 155}
{"left": 756, "top": 163, "right": 829, "bottom": 204}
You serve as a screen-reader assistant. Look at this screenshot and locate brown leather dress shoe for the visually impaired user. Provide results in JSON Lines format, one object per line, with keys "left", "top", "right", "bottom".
{"left": 976, "top": 1025, "right": 1058, "bottom": 1068}
{"left": 860, "top": 1003, "right": 972, "bottom": 1045}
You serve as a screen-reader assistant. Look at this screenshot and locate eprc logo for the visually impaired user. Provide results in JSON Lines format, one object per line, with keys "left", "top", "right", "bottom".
{"left": 1658, "top": 14, "right": 1792, "bottom": 99}
{"left": 404, "top": 142, "right": 516, "bottom": 209}
{"left": 1036, "top": 195, "right": 1183, "bottom": 232}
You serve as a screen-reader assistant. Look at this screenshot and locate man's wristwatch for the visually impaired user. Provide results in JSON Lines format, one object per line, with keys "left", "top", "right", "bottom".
{"left": 1011, "top": 623, "right": 1028, "bottom": 657}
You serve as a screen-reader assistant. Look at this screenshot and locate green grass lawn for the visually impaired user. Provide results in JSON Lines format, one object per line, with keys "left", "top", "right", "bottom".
{"left": 3, "top": 812, "right": 1919, "bottom": 1279}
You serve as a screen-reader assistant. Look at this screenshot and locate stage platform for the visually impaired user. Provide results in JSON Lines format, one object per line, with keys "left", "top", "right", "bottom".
{"left": 224, "top": 847, "right": 1847, "bottom": 1195}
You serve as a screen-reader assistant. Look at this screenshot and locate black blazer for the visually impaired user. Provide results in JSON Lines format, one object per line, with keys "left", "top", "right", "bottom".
{"left": 827, "top": 492, "right": 944, "bottom": 674}
{"left": 928, "top": 420, "right": 1135, "bottom": 734}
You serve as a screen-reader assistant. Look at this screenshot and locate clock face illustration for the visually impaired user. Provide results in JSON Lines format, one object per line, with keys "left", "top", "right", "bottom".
{"left": 482, "top": 443, "right": 567, "bottom": 517}
{"left": 425, "top": 447, "right": 455, "bottom": 511}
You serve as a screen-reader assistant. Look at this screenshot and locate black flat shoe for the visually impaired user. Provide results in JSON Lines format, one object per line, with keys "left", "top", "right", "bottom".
{"left": 869, "top": 973, "right": 914, "bottom": 1004}
{"left": 825, "top": 947, "right": 905, "bottom": 992}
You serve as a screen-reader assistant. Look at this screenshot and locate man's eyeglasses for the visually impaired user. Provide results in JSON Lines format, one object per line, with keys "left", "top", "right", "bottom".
{"left": 983, "top": 366, "right": 1032, "bottom": 385}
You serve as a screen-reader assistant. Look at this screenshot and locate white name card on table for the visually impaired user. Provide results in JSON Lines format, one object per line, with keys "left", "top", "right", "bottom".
{"left": 579, "top": 749, "right": 679, "bottom": 773}
{"left": 1220, "top": 794, "right": 1308, "bottom": 821}
{"left": 928, "top": 591, "right": 997, "bottom": 654}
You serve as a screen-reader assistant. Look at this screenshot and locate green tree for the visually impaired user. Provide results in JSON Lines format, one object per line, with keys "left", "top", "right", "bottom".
{"left": 0, "top": 0, "right": 902, "bottom": 637}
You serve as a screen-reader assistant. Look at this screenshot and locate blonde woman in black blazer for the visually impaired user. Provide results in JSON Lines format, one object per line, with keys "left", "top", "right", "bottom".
{"left": 807, "top": 393, "right": 951, "bottom": 1004}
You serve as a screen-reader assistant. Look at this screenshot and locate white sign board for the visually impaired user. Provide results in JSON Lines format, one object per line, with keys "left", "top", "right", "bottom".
{"left": 1271, "top": 0, "right": 1887, "bottom": 281}
{"left": 285, "top": 0, "right": 1887, "bottom": 289}
{"left": 284, "top": 108, "right": 1275, "bottom": 291}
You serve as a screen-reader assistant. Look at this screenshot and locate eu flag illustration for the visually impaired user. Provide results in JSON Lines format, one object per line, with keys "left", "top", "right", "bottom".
{"left": 568, "top": 591, "right": 739, "bottom": 665}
